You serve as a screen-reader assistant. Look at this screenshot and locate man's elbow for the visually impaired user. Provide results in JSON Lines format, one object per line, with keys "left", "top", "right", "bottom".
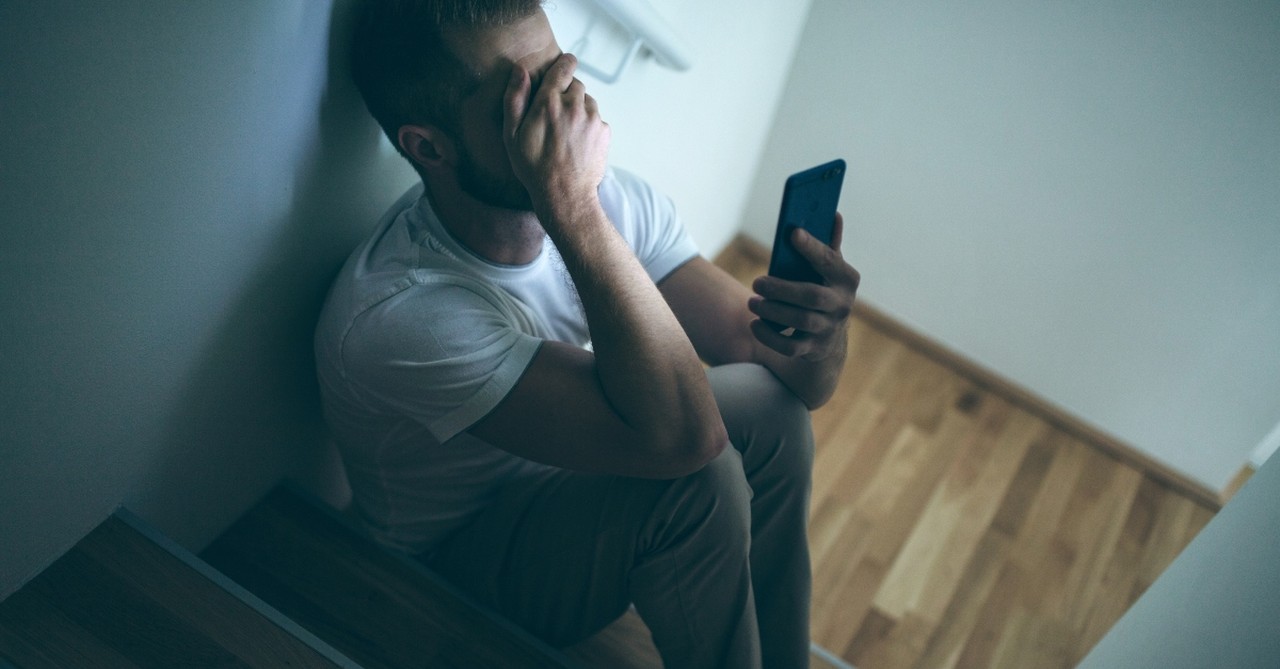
{"left": 649, "top": 423, "right": 730, "bottom": 479}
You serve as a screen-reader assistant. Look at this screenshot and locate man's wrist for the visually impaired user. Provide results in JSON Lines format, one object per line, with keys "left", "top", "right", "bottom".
{"left": 534, "top": 187, "right": 606, "bottom": 234}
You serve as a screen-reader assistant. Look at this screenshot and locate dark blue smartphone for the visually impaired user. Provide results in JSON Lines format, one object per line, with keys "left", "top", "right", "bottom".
{"left": 767, "top": 159, "right": 846, "bottom": 284}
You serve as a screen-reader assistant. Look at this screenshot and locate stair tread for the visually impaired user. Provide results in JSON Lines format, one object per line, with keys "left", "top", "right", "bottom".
{"left": 0, "top": 512, "right": 350, "bottom": 669}
{"left": 201, "top": 486, "right": 580, "bottom": 669}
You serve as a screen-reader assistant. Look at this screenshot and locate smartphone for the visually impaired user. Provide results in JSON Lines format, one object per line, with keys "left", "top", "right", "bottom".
{"left": 767, "top": 159, "right": 846, "bottom": 284}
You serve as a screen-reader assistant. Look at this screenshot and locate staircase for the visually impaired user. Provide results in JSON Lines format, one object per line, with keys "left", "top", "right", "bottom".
{"left": 0, "top": 486, "right": 660, "bottom": 668}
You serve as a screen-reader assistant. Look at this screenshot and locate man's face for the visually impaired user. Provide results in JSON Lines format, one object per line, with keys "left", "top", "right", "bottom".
{"left": 445, "top": 11, "right": 563, "bottom": 212}
{"left": 453, "top": 130, "right": 533, "bottom": 211}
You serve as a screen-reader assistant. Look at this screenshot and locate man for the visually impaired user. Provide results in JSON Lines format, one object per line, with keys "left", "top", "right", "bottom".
{"left": 315, "top": 1, "right": 861, "bottom": 667}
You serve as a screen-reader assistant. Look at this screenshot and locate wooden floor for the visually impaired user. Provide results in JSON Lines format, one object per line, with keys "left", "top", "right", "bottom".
{"left": 715, "top": 238, "right": 1216, "bottom": 669}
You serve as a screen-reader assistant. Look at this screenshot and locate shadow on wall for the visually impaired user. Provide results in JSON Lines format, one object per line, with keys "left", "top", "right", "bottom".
{"left": 126, "top": 0, "right": 410, "bottom": 545}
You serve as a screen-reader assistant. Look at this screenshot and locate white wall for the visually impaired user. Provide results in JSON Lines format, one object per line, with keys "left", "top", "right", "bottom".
{"left": 0, "top": 1, "right": 418, "bottom": 599}
{"left": 545, "top": 0, "right": 815, "bottom": 256}
{"left": 742, "top": 0, "right": 1280, "bottom": 491}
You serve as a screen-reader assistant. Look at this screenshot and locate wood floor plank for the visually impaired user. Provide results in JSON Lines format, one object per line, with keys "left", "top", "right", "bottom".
{"left": 882, "top": 410, "right": 1043, "bottom": 625}
{"left": 835, "top": 358, "right": 977, "bottom": 514}
{"left": 1062, "top": 466, "right": 1144, "bottom": 630}
{"left": 811, "top": 396, "right": 887, "bottom": 509}
{"left": 1007, "top": 435, "right": 1091, "bottom": 569}
{"left": 1043, "top": 449, "right": 1143, "bottom": 622}
{"left": 847, "top": 610, "right": 933, "bottom": 669}
{"left": 989, "top": 430, "right": 1059, "bottom": 536}
{"left": 853, "top": 426, "right": 933, "bottom": 521}
{"left": 951, "top": 562, "right": 1028, "bottom": 669}
{"left": 988, "top": 612, "right": 1074, "bottom": 669}
{"left": 913, "top": 528, "right": 1015, "bottom": 669}
{"left": 1072, "top": 477, "right": 1160, "bottom": 659}
{"left": 814, "top": 519, "right": 875, "bottom": 649}
{"left": 813, "top": 557, "right": 886, "bottom": 656}
{"left": 809, "top": 496, "right": 861, "bottom": 569}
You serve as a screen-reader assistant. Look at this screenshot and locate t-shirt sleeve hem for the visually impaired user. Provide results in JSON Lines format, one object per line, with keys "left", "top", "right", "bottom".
{"left": 645, "top": 240, "right": 700, "bottom": 285}
{"left": 427, "top": 335, "right": 543, "bottom": 443}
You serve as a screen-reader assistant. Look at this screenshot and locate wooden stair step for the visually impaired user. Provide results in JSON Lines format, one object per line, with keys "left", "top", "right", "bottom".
{"left": 200, "top": 485, "right": 585, "bottom": 669}
{"left": 0, "top": 509, "right": 356, "bottom": 669}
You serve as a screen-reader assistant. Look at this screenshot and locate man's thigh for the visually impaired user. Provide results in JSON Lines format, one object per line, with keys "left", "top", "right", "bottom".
{"left": 423, "top": 363, "right": 804, "bottom": 646}
{"left": 423, "top": 465, "right": 671, "bottom": 645}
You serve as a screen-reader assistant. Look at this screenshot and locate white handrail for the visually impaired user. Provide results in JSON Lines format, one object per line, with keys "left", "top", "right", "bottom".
{"left": 572, "top": 0, "right": 693, "bottom": 83}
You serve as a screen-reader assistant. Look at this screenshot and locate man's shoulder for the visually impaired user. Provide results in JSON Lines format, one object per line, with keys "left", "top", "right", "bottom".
{"left": 600, "top": 166, "right": 676, "bottom": 230}
{"left": 602, "top": 165, "right": 658, "bottom": 202}
{"left": 317, "top": 184, "right": 474, "bottom": 341}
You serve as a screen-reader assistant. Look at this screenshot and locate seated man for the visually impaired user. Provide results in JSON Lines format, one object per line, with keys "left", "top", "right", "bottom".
{"left": 315, "top": 1, "right": 861, "bottom": 667}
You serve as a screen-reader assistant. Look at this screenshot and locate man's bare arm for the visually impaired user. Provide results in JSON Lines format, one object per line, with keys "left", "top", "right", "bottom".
{"left": 659, "top": 216, "right": 861, "bottom": 410}
{"left": 469, "top": 54, "right": 727, "bottom": 478}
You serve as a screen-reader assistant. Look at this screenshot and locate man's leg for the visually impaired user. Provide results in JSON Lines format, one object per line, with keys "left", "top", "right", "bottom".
{"left": 709, "top": 363, "right": 816, "bottom": 669}
{"left": 423, "top": 362, "right": 814, "bottom": 669}
{"left": 424, "top": 444, "right": 761, "bottom": 668}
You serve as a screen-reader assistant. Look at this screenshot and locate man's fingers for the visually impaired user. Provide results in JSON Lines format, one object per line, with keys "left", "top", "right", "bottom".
{"left": 788, "top": 226, "right": 839, "bottom": 271}
{"left": 753, "top": 275, "right": 842, "bottom": 312}
{"left": 539, "top": 53, "right": 579, "bottom": 99}
{"left": 830, "top": 212, "right": 844, "bottom": 250}
{"left": 789, "top": 225, "right": 862, "bottom": 294}
{"left": 748, "top": 295, "right": 831, "bottom": 335}
{"left": 504, "top": 63, "right": 531, "bottom": 142}
{"left": 750, "top": 319, "right": 814, "bottom": 357}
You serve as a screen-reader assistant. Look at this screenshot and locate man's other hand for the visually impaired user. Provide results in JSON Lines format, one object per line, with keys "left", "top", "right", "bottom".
{"left": 747, "top": 213, "right": 861, "bottom": 362}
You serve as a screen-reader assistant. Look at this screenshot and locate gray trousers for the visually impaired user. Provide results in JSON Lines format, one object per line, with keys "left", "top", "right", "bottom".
{"left": 424, "top": 363, "right": 815, "bottom": 669}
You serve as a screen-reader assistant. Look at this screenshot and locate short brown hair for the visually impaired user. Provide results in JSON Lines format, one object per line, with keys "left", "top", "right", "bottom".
{"left": 351, "top": 0, "right": 544, "bottom": 159}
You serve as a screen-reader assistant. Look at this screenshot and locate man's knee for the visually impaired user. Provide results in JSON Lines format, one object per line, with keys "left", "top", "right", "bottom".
{"left": 709, "top": 363, "right": 815, "bottom": 478}
{"left": 656, "top": 446, "right": 753, "bottom": 548}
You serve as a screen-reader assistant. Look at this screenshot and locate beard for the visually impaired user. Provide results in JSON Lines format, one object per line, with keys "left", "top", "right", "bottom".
{"left": 454, "top": 143, "right": 535, "bottom": 212}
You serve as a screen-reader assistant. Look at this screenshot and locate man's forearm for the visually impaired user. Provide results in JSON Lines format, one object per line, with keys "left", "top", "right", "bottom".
{"left": 502, "top": 51, "right": 726, "bottom": 465}
{"left": 542, "top": 198, "right": 727, "bottom": 457}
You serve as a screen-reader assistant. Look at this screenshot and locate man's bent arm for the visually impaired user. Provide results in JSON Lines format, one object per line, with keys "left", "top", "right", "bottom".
{"left": 660, "top": 218, "right": 860, "bottom": 410}
{"left": 469, "top": 55, "right": 727, "bottom": 478}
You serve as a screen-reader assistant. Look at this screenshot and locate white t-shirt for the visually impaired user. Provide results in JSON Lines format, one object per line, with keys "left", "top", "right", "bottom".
{"left": 314, "top": 167, "right": 699, "bottom": 554}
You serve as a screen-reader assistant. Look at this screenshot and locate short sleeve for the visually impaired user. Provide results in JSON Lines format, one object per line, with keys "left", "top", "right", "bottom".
{"left": 603, "top": 167, "right": 700, "bottom": 283}
{"left": 338, "top": 276, "right": 543, "bottom": 443}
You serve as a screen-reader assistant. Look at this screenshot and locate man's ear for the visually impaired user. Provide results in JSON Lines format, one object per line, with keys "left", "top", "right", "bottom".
{"left": 398, "top": 124, "right": 456, "bottom": 172}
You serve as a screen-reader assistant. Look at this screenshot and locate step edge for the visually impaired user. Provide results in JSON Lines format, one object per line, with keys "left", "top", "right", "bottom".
{"left": 113, "top": 506, "right": 365, "bottom": 669}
